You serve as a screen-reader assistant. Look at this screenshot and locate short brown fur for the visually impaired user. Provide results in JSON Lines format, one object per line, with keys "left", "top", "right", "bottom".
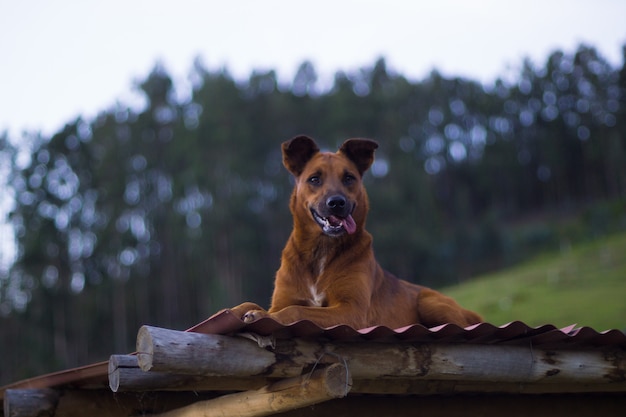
{"left": 231, "top": 135, "right": 482, "bottom": 329}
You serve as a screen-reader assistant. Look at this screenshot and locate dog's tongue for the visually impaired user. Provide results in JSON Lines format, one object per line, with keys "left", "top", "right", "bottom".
{"left": 330, "top": 214, "right": 356, "bottom": 234}
{"left": 343, "top": 215, "right": 357, "bottom": 234}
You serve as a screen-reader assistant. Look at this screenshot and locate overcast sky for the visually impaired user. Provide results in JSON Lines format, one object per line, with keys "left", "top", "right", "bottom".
{"left": 1, "top": 0, "right": 625, "bottom": 138}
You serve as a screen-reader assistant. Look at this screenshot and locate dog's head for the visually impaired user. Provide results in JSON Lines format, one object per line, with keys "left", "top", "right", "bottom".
{"left": 282, "top": 135, "right": 378, "bottom": 237}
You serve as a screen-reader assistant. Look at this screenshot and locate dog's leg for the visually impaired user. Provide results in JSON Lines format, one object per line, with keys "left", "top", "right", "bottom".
{"left": 230, "top": 302, "right": 267, "bottom": 320}
{"left": 243, "top": 304, "right": 369, "bottom": 329}
{"left": 417, "top": 288, "right": 482, "bottom": 327}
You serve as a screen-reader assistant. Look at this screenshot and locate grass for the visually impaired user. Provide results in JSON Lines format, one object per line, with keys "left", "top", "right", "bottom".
{"left": 443, "top": 232, "right": 626, "bottom": 331}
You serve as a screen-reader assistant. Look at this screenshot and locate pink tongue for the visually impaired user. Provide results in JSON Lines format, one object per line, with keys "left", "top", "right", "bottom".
{"left": 342, "top": 215, "right": 357, "bottom": 234}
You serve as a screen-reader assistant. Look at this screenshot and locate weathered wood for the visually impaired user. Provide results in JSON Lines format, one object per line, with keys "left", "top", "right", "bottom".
{"left": 109, "top": 354, "right": 270, "bottom": 392}
{"left": 109, "top": 354, "right": 191, "bottom": 392}
{"left": 137, "top": 326, "right": 626, "bottom": 386}
{"left": 110, "top": 363, "right": 626, "bottom": 395}
{"left": 147, "top": 363, "right": 351, "bottom": 417}
{"left": 136, "top": 326, "right": 277, "bottom": 376}
{"left": 350, "top": 377, "right": 626, "bottom": 394}
{"left": 326, "top": 342, "right": 625, "bottom": 385}
{"left": 3, "top": 388, "right": 59, "bottom": 417}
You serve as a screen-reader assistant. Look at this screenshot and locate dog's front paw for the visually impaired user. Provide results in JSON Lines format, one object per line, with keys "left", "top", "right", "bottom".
{"left": 242, "top": 309, "right": 268, "bottom": 323}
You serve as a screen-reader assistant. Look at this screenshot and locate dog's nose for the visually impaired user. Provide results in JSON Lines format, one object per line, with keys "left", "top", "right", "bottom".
{"left": 326, "top": 195, "right": 348, "bottom": 215}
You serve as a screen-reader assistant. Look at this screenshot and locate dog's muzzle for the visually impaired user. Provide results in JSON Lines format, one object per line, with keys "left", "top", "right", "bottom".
{"left": 311, "top": 195, "right": 356, "bottom": 236}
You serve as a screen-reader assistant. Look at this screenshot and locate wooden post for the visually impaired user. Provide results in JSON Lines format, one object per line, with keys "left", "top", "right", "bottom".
{"left": 3, "top": 389, "right": 59, "bottom": 417}
{"left": 147, "top": 363, "right": 351, "bottom": 417}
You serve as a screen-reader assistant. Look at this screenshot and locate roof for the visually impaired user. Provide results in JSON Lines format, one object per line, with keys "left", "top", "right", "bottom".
{"left": 3, "top": 313, "right": 626, "bottom": 416}
{"left": 3, "top": 309, "right": 625, "bottom": 395}
{"left": 192, "top": 310, "right": 626, "bottom": 348}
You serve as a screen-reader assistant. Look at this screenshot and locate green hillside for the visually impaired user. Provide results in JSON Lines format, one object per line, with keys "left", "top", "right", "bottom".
{"left": 443, "top": 232, "right": 626, "bottom": 331}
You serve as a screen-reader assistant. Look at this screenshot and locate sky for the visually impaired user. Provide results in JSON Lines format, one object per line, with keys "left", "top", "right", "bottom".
{"left": 1, "top": 0, "right": 625, "bottom": 139}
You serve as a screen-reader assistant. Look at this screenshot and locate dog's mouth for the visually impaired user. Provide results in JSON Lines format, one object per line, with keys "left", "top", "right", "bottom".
{"left": 311, "top": 209, "right": 357, "bottom": 236}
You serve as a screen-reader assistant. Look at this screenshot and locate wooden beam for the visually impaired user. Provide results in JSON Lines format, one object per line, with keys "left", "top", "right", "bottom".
{"left": 136, "top": 326, "right": 626, "bottom": 387}
{"left": 146, "top": 363, "right": 351, "bottom": 417}
{"left": 136, "top": 326, "right": 277, "bottom": 376}
{"left": 109, "top": 354, "right": 269, "bottom": 392}
{"left": 3, "top": 388, "right": 59, "bottom": 417}
{"left": 350, "top": 377, "right": 626, "bottom": 394}
{"left": 109, "top": 354, "right": 188, "bottom": 392}
{"left": 110, "top": 356, "right": 626, "bottom": 395}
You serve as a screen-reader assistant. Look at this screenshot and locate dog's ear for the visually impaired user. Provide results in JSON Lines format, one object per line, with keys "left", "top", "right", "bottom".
{"left": 282, "top": 135, "right": 320, "bottom": 176}
{"left": 339, "top": 139, "right": 379, "bottom": 176}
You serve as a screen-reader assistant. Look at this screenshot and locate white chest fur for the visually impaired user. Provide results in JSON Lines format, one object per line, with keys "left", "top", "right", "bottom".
{"left": 309, "top": 254, "right": 327, "bottom": 307}
{"left": 308, "top": 284, "right": 326, "bottom": 307}
{"left": 316, "top": 255, "right": 327, "bottom": 277}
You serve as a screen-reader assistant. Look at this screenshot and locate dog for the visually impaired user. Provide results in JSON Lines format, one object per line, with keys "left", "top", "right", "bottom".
{"left": 230, "top": 135, "right": 482, "bottom": 329}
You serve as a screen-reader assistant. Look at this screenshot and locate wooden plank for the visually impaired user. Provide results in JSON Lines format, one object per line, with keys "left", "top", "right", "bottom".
{"left": 3, "top": 389, "right": 59, "bottom": 417}
{"left": 146, "top": 363, "right": 351, "bottom": 417}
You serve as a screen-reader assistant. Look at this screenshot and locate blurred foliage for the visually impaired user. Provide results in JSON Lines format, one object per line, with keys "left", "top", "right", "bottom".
{"left": 1, "top": 43, "right": 626, "bottom": 384}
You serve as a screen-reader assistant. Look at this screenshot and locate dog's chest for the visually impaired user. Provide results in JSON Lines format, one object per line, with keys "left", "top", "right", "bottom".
{"left": 307, "top": 255, "right": 327, "bottom": 307}
{"left": 308, "top": 284, "right": 326, "bottom": 307}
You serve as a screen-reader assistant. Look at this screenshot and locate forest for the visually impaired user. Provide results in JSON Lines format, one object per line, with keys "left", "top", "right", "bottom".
{"left": 0, "top": 42, "right": 625, "bottom": 385}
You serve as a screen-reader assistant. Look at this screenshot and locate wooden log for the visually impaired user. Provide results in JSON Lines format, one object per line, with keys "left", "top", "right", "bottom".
{"left": 3, "top": 388, "right": 59, "bottom": 417}
{"left": 111, "top": 351, "right": 626, "bottom": 395}
{"left": 136, "top": 326, "right": 277, "bottom": 376}
{"left": 109, "top": 354, "right": 270, "bottom": 392}
{"left": 110, "top": 359, "right": 626, "bottom": 395}
{"left": 136, "top": 326, "right": 626, "bottom": 386}
{"left": 146, "top": 363, "right": 351, "bottom": 417}
{"left": 109, "top": 354, "right": 187, "bottom": 392}
{"left": 350, "top": 378, "right": 626, "bottom": 394}
{"left": 326, "top": 342, "right": 625, "bottom": 385}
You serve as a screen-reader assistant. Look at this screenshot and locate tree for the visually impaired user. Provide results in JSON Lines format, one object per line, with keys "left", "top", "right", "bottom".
{"left": 2, "top": 43, "right": 625, "bottom": 385}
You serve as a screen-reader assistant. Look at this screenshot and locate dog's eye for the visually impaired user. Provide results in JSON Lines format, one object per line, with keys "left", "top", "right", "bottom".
{"left": 343, "top": 174, "right": 356, "bottom": 186}
{"left": 308, "top": 175, "right": 321, "bottom": 185}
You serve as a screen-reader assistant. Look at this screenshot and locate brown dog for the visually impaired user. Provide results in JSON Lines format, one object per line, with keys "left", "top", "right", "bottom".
{"left": 231, "top": 135, "right": 482, "bottom": 329}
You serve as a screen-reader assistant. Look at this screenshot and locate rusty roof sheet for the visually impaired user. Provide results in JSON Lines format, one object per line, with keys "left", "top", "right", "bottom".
{"left": 2, "top": 310, "right": 625, "bottom": 394}
{"left": 191, "top": 309, "right": 626, "bottom": 349}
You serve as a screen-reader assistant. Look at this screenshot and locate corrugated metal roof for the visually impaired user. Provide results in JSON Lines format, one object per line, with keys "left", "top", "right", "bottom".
{"left": 191, "top": 309, "right": 626, "bottom": 349}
